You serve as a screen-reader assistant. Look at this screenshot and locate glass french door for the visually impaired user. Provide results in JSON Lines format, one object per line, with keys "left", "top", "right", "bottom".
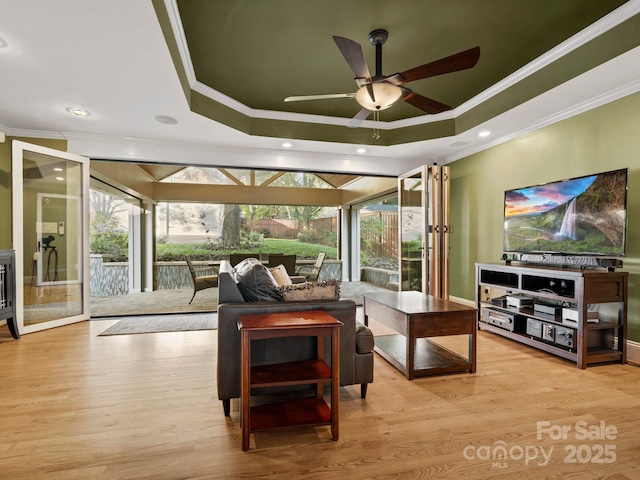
{"left": 12, "top": 141, "right": 90, "bottom": 334}
{"left": 399, "top": 169, "right": 426, "bottom": 292}
{"left": 398, "top": 165, "right": 450, "bottom": 298}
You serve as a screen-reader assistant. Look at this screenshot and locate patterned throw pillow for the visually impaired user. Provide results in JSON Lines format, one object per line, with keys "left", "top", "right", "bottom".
{"left": 269, "top": 264, "right": 292, "bottom": 286}
{"left": 279, "top": 279, "right": 340, "bottom": 301}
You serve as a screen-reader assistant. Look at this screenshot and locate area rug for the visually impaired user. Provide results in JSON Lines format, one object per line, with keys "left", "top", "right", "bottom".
{"left": 98, "top": 313, "right": 217, "bottom": 336}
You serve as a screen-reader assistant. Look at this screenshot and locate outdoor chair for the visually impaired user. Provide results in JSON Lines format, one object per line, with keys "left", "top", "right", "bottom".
{"left": 185, "top": 255, "right": 218, "bottom": 304}
{"left": 295, "top": 252, "right": 326, "bottom": 282}
{"left": 267, "top": 254, "right": 297, "bottom": 276}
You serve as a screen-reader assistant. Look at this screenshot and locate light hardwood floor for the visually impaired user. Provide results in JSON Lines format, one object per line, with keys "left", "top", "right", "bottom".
{"left": 1, "top": 313, "right": 639, "bottom": 480}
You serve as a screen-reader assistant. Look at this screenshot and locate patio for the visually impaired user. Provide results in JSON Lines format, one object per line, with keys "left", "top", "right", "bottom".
{"left": 90, "top": 281, "right": 393, "bottom": 317}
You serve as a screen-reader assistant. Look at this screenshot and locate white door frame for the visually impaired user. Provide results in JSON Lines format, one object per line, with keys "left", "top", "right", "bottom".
{"left": 12, "top": 140, "right": 90, "bottom": 334}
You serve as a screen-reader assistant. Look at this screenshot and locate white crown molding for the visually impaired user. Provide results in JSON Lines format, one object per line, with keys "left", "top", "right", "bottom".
{"left": 458, "top": 0, "right": 640, "bottom": 114}
{"left": 442, "top": 76, "right": 640, "bottom": 164}
{"left": 164, "top": 0, "right": 640, "bottom": 129}
{"left": 1, "top": 127, "right": 66, "bottom": 140}
{"left": 10, "top": 65, "right": 640, "bottom": 174}
{"left": 163, "top": 0, "right": 196, "bottom": 83}
{"left": 190, "top": 77, "right": 447, "bottom": 129}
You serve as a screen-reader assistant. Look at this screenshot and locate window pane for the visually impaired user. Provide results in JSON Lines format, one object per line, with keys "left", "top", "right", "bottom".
{"left": 156, "top": 202, "right": 223, "bottom": 244}
{"left": 161, "top": 167, "right": 234, "bottom": 185}
{"left": 270, "top": 172, "right": 332, "bottom": 189}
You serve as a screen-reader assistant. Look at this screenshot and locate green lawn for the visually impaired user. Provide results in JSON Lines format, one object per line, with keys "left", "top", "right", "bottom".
{"left": 156, "top": 238, "right": 336, "bottom": 261}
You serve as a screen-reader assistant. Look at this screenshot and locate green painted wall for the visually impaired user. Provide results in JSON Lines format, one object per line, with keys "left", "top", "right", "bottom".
{"left": 0, "top": 140, "right": 11, "bottom": 249}
{"left": 449, "top": 91, "right": 640, "bottom": 342}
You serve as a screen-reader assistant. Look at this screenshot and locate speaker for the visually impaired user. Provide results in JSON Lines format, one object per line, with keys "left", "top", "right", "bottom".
{"left": 596, "top": 258, "right": 623, "bottom": 270}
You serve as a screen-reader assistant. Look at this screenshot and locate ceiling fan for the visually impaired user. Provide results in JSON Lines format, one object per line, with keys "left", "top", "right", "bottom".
{"left": 285, "top": 29, "right": 480, "bottom": 128}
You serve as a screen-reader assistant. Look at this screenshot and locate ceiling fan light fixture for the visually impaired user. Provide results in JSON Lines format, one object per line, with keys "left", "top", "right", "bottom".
{"left": 355, "top": 83, "right": 402, "bottom": 111}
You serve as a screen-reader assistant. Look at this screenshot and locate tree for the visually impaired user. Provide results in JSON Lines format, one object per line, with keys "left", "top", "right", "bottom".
{"left": 156, "top": 202, "right": 193, "bottom": 237}
{"left": 221, "top": 204, "right": 241, "bottom": 247}
{"left": 295, "top": 205, "right": 323, "bottom": 230}
{"left": 90, "top": 211, "right": 128, "bottom": 260}
{"left": 90, "top": 191, "right": 127, "bottom": 217}
{"left": 360, "top": 214, "right": 387, "bottom": 255}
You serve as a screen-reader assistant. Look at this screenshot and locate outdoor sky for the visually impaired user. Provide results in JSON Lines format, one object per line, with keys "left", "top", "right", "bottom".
{"left": 504, "top": 175, "right": 596, "bottom": 218}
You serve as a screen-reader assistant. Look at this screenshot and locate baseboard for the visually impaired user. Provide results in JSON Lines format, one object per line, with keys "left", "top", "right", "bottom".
{"left": 449, "top": 295, "right": 475, "bottom": 307}
{"left": 626, "top": 340, "right": 640, "bottom": 365}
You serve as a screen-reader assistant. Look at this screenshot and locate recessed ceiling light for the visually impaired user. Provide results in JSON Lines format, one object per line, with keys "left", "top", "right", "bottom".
{"left": 478, "top": 130, "right": 491, "bottom": 138}
{"left": 53, "top": 167, "right": 64, "bottom": 172}
{"left": 55, "top": 177, "right": 65, "bottom": 181}
{"left": 282, "top": 142, "right": 292, "bottom": 148}
{"left": 357, "top": 148, "right": 367, "bottom": 154}
{"left": 66, "top": 107, "right": 91, "bottom": 117}
{"left": 154, "top": 115, "right": 178, "bottom": 125}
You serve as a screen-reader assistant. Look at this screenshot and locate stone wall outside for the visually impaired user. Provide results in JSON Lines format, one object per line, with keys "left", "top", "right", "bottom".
{"left": 90, "top": 257, "right": 343, "bottom": 297}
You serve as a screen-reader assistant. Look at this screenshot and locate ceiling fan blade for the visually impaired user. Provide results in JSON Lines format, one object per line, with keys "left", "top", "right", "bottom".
{"left": 285, "top": 93, "right": 356, "bottom": 102}
{"left": 333, "top": 35, "right": 373, "bottom": 86}
{"left": 402, "top": 91, "right": 452, "bottom": 114}
{"left": 392, "top": 46, "right": 481, "bottom": 84}
{"left": 347, "top": 107, "right": 371, "bottom": 128}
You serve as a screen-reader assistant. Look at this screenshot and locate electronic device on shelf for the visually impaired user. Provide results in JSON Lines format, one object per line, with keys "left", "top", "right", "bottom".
{"left": 533, "top": 303, "right": 562, "bottom": 316}
{"left": 491, "top": 295, "right": 507, "bottom": 307}
{"left": 562, "top": 308, "right": 600, "bottom": 324}
{"left": 481, "top": 307, "right": 515, "bottom": 332}
{"left": 506, "top": 294, "right": 534, "bottom": 308}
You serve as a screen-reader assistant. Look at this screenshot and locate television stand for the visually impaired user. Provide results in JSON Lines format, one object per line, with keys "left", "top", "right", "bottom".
{"left": 476, "top": 263, "right": 627, "bottom": 369}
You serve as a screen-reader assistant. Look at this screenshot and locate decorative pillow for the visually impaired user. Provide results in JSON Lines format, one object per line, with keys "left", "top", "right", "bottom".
{"left": 235, "top": 258, "right": 283, "bottom": 302}
{"left": 279, "top": 279, "right": 340, "bottom": 301}
{"left": 269, "top": 264, "right": 292, "bottom": 287}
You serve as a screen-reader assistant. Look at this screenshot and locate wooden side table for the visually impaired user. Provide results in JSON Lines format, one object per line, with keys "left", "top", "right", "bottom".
{"left": 237, "top": 310, "right": 342, "bottom": 451}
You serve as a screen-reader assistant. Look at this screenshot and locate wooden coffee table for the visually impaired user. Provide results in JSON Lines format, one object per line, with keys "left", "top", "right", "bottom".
{"left": 363, "top": 291, "right": 477, "bottom": 380}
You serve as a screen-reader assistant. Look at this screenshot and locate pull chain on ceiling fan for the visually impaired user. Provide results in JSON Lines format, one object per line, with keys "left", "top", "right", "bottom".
{"left": 285, "top": 29, "right": 480, "bottom": 129}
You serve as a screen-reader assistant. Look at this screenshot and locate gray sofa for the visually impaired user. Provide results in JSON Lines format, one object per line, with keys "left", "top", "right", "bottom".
{"left": 216, "top": 259, "right": 374, "bottom": 416}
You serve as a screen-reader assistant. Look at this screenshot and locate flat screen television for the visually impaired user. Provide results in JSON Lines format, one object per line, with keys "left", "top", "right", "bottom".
{"left": 503, "top": 168, "right": 628, "bottom": 256}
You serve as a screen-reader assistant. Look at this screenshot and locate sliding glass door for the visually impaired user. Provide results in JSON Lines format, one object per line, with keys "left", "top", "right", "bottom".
{"left": 12, "top": 141, "right": 90, "bottom": 333}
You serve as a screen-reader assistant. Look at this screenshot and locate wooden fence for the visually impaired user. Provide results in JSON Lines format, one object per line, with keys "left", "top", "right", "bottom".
{"left": 248, "top": 212, "right": 397, "bottom": 259}
{"left": 250, "top": 218, "right": 298, "bottom": 239}
{"left": 249, "top": 217, "right": 339, "bottom": 246}
{"left": 360, "top": 211, "right": 398, "bottom": 260}
{"left": 307, "top": 217, "right": 338, "bottom": 246}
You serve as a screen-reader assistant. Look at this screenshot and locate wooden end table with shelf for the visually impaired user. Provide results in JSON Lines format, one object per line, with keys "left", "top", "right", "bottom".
{"left": 237, "top": 310, "right": 342, "bottom": 451}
